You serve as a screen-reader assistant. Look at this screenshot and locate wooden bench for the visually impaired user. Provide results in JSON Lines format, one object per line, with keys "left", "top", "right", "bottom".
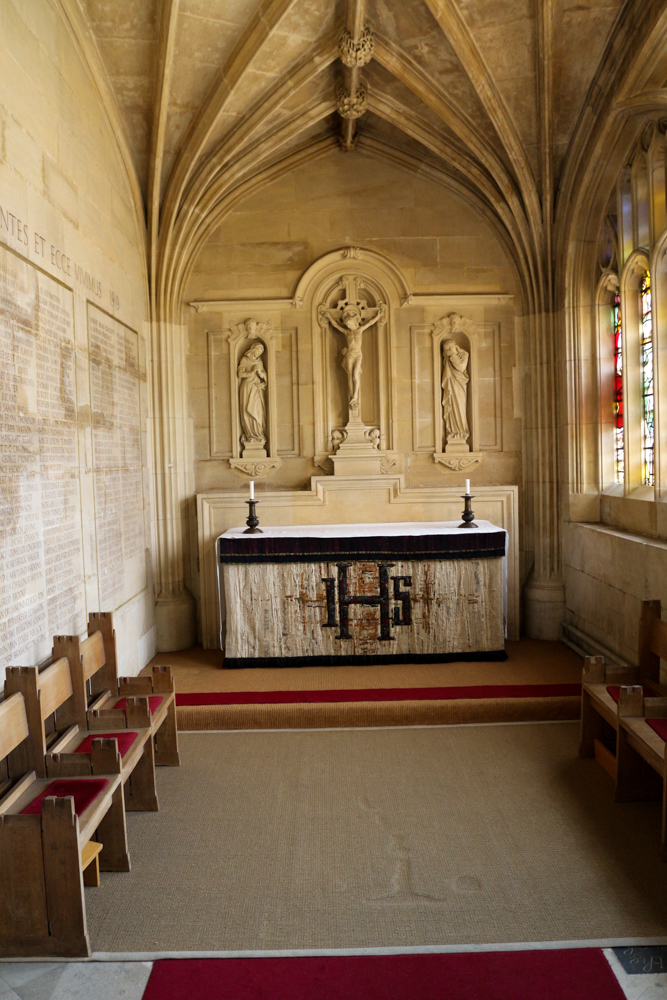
{"left": 0, "top": 691, "right": 129, "bottom": 957}
{"left": 579, "top": 599, "right": 667, "bottom": 777}
{"left": 615, "top": 685, "right": 667, "bottom": 859}
{"left": 4, "top": 658, "right": 159, "bottom": 812}
{"left": 54, "top": 611, "right": 180, "bottom": 768}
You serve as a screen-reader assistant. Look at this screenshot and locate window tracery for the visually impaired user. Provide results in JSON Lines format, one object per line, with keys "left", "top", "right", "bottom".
{"left": 641, "top": 271, "right": 654, "bottom": 486}
{"left": 613, "top": 293, "right": 624, "bottom": 484}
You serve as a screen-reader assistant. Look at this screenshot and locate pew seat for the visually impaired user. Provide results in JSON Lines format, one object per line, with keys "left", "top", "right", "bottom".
{"left": 88, "top": 666, "right": 179, "bottom": 768}
{"left": 615, "top": 686, "right": 667, "bottom": 859}
{"left": 5, "top": 656, "right": 159, "bottom": 812}
{"left": 0, "top": 691, "right": 129, "bottom": 957}
{"left": 53, "top": 614, "right": 180, "bottom": 769}
{"left": 48, "top": 704, "right": 157, "bottom": 812}
{"left": 579, "top": 599, "right": 667, "bottom": 776}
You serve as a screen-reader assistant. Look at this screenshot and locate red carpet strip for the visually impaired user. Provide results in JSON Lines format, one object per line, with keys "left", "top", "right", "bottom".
{"left": 176, "top": 683, "right": 581, "bottom": 707}
{"left": 142, "top": 949, "right": 624, "bottom": 1000}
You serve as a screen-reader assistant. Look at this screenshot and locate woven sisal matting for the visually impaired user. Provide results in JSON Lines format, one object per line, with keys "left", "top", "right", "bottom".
{"left": 148, "top": 639, "right": 582, "bottom": 730}
{"left": 86, "top": 723, "right": 667, "bottom": 953}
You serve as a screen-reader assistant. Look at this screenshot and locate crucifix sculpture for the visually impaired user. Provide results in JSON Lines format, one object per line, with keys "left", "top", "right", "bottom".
{"left": 318, "top": 275, "right": 386, "bottom": 421}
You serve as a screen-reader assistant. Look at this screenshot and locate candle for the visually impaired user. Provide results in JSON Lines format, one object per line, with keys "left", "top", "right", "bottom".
{"left": 249, "top": 480, "right": 255, "bottom": 500}
{"left": 465, "top": 478, "right": 471, "bottom": 495}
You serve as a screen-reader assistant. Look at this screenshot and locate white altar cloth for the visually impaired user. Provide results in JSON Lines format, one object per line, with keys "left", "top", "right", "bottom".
{"left": 217, "top": 521, "right": 507, "bottom": 668}
{"left": 221, "top": 519, "right": 504, "bottom": 538}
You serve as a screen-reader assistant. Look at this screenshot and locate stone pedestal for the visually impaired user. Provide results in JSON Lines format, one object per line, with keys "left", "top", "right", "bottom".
{"left": 331, "top": 414, "right": 384, "bottom": 476}
{"left": 445, "top": 439, "right": 470, "bottom": 454}
{"left": 241, "top": 443, "right": 267, "bottom": 460}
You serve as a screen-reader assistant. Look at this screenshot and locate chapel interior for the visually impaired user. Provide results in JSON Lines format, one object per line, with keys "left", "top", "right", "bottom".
{"left": 4, "top": 0, "right": 667, "bottom": 994}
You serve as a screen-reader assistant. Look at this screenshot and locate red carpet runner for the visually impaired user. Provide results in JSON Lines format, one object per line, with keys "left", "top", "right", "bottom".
{"left": 142, "top": 949, "right": 624, "bottom": 1000}
{"left": 176, "top": 682, "right": 581, "bottom": 707}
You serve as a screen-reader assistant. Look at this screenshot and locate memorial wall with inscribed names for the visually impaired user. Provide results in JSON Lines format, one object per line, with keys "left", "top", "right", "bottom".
{"left": 0, "top": 244, "right": 148, "bottom": 674}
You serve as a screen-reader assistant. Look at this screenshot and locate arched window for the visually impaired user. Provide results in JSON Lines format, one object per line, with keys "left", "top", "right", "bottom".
{"left": 640, "top": 270, "right": 654, "bottom": 485}
{"left": 613, "top": 292, "right": 624, "bottom": 483}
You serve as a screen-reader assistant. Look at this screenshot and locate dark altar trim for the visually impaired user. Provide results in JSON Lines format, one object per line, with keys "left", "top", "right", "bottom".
{"left": 218, "top": 530, "right": 506, "bottom": 564}
{"left": 224, "top": 650, "right": 509, "bottom": 669}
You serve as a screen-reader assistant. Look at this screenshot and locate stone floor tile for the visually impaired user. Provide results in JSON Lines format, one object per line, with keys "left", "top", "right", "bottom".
{"left": 3, "top": 967, "right": 67, "bottom": 1000}
{"left": 604, "top": 949, "right": 667, "bottom": 1000}
{"left": 0, "top": 968, "right": 59, "bottom": 990}
{"left": 0, "top": 979, "right": 21, "bottom": 1000}
{"left": 49, "top": 962, "right": 152, "bottom": 1000}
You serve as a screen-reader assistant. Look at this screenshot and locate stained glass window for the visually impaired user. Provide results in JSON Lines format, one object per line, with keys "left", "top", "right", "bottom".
{"left": 641, "top": 271, "right": 654, "bottom": 487}
{"left": 613, "top": 293, "right": 624, "bottom": 483}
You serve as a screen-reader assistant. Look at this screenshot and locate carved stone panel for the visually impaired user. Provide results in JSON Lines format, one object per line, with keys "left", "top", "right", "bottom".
{"left": 208, "top": 331, "right": 233, "bottom": 458}
{"left": 477, "top": 323, "right": 502, "bottom": 451}
{"left": 0, "top": 246, "right": 85, "bottom": 668}
{"left": 275, "top": 327, "right": 300, "bottom": 456}
{"left": 88, "top": 305, "right": 146, "bottom": 609}
{"left": 410, "top": 324, "right": 436, "bottom": 453}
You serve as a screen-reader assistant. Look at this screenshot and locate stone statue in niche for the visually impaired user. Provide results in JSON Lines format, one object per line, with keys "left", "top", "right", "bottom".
{"left": 318, "top": 283, "right": 386, "bottom": 419}
{"left": 441, "top": 338, "right": 470, "bottom": 447}
{"left": 237, "top": 342, "right": 268, "bottom": 452}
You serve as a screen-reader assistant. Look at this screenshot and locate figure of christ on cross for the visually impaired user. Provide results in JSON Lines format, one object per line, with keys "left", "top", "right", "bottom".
{"left": 319, "top": 282, "right": 386, "bottom": 418}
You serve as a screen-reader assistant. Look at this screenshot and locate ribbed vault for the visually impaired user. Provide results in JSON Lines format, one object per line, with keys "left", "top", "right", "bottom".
{"left": 77, "top": 0, "right": 645, "bottom": 316}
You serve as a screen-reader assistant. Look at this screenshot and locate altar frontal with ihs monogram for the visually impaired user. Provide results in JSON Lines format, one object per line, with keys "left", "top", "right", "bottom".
{"left": 218, "top": 524, "right": 507, "bottom": 668}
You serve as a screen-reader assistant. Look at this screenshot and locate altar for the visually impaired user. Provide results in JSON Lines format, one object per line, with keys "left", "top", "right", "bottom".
{"left": 217, "top": 520, "right": 507, "bottom": 668}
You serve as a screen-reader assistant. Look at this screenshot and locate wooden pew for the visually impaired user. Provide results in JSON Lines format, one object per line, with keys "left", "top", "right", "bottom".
{"left": 0, "top": 691, "right": 129, "bottom": 957}
{"left": 4, "top": 658, "right": 158, "bottom": 812}
{"left": 54, "top": 611, "right": 180, "bottom": 768}
{"left": 579, "top": 600, "right": 667, "bottom": 777}
{"left": 616, "top": 685, "right": 667, "bottom": 859}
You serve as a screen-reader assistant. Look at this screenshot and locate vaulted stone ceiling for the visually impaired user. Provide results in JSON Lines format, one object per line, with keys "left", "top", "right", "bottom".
{"left": 81, "top": 0, "right": 626, "bottom": 205}
{"left": 77, "top": 0, "right": 666, "bottom": 315}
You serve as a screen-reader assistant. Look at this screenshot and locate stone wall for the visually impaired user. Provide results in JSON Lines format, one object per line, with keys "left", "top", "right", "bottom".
{"left": 563, "top": 521, "right": 667, "bottom": 676}
{"left": 0, "top": 0, "right": 155, "bottom": 679}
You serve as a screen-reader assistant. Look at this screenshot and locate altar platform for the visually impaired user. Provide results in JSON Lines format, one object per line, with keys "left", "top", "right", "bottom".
{"left": 145, "top": 638, "right": 582, "bottom": 732}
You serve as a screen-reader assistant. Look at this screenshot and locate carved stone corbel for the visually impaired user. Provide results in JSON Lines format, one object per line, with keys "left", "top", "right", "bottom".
{"left": 433, "top": 452, "right": 483, "bottom": 473}
{"left": 229, "top": 458, "right": 282, "bottom": 478}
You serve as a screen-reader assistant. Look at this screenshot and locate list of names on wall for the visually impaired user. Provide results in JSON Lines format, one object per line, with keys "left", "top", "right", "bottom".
{"left": 0, "top": 246, "right": 85, "bottom": 668}
{"left": 88, "top": 305, "right": 146, "bottom": 609}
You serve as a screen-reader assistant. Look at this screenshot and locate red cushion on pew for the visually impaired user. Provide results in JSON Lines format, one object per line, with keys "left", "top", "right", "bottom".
{"left": 21, "top": 778, "right": 109, "bottom": 816}
{"left": 646, "top": 718, "right": 667, "bottom": 741}
{"left": 74, "top": 732, "right": 138, "bottom": 758}
{"left": 606, "top": 685, "right": 655, "bottom": 703}
{"left": 112, "top": 696, "right": 163, "bottom": 714}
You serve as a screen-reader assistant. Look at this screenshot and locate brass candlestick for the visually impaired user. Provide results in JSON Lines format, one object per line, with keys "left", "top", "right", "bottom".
{"left": 244, "top": 499, "right": 263, "bottom": 533}
{"left": 458, "top": 493, "right": 478, "bottom": 529}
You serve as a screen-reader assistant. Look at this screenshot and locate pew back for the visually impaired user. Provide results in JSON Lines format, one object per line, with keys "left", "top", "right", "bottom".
{"left": 639, "top": 600, "right": 667, "bottom": 682}
{"left": 0, "top": 692, "right": 29, "bottom": 762}
{"left": 37, "top": 658, "right": 73, "bottom": 720}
